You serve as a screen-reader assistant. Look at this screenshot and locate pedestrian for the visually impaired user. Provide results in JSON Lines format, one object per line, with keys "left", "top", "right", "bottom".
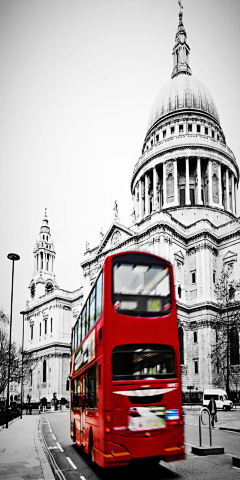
{"left": 208, "top": 396, "right": 217, "bottom": 427}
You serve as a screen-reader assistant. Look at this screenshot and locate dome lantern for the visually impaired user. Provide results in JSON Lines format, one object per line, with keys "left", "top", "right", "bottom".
{"left": 171, "top": 0, "right": 192, "bottom": 79}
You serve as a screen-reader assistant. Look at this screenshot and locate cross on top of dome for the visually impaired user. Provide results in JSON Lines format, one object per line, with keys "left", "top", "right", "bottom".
{"left": 172, "top": 0, "right": 192, "bottom": 79}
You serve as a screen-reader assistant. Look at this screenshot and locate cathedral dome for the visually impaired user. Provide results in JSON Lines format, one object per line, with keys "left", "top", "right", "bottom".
{"left": 147, "top": 74, "right": 220, "bottom": 131}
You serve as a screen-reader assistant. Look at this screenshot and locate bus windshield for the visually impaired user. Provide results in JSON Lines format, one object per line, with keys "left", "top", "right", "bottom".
{"left": 112, "top": 262, "right": 171, "bottom": 316}
{"left": 112, "top": 344, "right": 176, "bottom": 380}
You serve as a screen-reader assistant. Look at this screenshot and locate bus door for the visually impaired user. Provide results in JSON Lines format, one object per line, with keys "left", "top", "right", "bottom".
{"left": 79, "top": 375, "right": 86, "bottom": 444}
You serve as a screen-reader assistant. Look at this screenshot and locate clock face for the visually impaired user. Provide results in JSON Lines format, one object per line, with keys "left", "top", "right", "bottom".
{"left": 45, "top": 282, "right": 54, "bottom": 294}
{"left": 31, "top": 283, "right": 35, "bottom": 299}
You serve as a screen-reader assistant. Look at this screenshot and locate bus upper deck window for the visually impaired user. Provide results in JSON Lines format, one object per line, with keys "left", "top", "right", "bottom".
{"left": 112, "top": 261, "right": 171, "bottom": 316}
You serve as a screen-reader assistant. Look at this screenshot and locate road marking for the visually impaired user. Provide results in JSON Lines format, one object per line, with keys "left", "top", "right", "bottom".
{"left": 52, "top": 433, "right": 56, "bottom": 440}
{"left": 49, "top": 428, "right": 52, "bottom": 432}
{"left": 56, "top": 442, "right": 64, "bottom": 452}
{"left": 80, "top": 476, "right": 86, "bottom": 480}
{"left": 66, "top": 457, "right": 77, "bottom": 469}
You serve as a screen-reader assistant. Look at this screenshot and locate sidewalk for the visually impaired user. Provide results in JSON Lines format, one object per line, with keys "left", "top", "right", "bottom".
{"left": 0, "top": 415, "right": 54, "bottom": 480}
{"left": 183, "top": 405, "right": 240, "bottom": 433}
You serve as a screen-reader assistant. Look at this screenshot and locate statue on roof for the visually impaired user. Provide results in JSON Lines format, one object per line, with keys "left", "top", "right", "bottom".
{"left": 113, "top": 200, "right": 119, "bottom": 221}
{"left": 178, "top": 0, "right": 183, "bottom": 13}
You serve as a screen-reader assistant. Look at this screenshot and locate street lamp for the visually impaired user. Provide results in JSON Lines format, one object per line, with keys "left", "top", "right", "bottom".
{"left": 6, "top": 253, "right": 20, "bottom": 429}
{"left": 20, "top": 310, "right": 25, "bottom": 420}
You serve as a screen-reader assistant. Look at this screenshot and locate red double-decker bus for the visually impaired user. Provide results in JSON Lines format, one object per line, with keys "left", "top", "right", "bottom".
{"left": 70, "top": 251, "right": 184, "bottom": 468}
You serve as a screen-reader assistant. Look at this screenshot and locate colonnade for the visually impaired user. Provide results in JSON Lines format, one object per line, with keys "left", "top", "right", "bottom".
{"left": 133, "top": 156, "right": 237, "bottom": 221}
{"left": 34, "top": 251, "right": 55, "bottom": 273}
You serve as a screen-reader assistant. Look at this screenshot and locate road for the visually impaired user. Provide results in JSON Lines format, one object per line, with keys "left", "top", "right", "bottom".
{"left": 41, "top": 409, "right": 240, "bottom": 480}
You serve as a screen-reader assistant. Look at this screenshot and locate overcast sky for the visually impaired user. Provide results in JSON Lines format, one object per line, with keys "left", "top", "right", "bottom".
{"left": 1, "top": 0, "right": 240, "bottom": 343}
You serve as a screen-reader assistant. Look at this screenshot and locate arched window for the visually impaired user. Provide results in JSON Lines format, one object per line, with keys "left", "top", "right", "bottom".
{"left": 167, "top": 174, "right": 174, "bottom": 203}
{"left": 230, "top": 328, "right": 239, "bottom": 365}
{"left": 212, "top": 173, "right": 219, "bottom": 203}
{"left": 178, "top": 326, "right": 184, "bottom": 365}
{"left": 43, "top": 359, "right": 47, "bottom": 383}
{"left": 229, "top": 286, "right": 235, "bottom": 300}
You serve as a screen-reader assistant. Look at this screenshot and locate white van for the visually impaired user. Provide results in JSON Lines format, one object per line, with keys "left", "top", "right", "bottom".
{"left": 203, "top": 389, "right": 233, "bottom": 410}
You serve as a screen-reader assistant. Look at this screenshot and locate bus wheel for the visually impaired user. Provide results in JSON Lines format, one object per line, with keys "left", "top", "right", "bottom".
{"left": 89, "top": 431, "right": 94, "bottom": 465}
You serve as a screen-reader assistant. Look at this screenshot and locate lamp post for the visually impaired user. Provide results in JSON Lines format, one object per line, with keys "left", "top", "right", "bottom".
{"left": 6, "top": 253, "right": 20, "bottom": 429}
{"left": 20, "top": 310, "right": 25, "bottom": 420}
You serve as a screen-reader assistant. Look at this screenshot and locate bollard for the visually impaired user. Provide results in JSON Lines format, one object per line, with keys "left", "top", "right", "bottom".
{"left": 191, "top": 407, "right": 224, "bottom": 455}
{"left": 199, "top": 407, "right": 212, "bottom": 447}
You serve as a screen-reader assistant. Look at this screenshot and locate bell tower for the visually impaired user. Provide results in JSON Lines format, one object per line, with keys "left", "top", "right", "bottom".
{"left": 29, "top": 209, "right": 58, "bottom": 301}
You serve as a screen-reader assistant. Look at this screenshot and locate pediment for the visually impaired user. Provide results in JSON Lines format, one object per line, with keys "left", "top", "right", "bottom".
{"left": 223, "top": 250, "right": 237, "bottom": 264}
{"left": 96, "top": 222, "right": 134, "bottom": 255}
{"left": 174, "top": 250, "right": 184, "bottom": 264}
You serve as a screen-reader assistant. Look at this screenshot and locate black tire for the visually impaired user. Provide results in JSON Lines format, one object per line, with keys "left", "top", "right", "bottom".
{"left": 89, "top": 431, "right": 94, "bottom": 465}
{"left": 72, "top": 422, "right": 76, "bottom": 442}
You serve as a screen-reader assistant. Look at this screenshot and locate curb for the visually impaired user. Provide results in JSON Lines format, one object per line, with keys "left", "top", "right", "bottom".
{"left": 219, "top": 427, "right": 240, "bottom": 433}
{"left": 34, "top": 418, "right": 55, "bottom": 480}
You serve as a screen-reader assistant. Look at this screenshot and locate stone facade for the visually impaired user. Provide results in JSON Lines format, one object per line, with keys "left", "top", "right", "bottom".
{"left": 80, "top": 7, "right": 240, "bottom": 395}
{"left": 22, "top": 210, "right": 83, "bottom": 403}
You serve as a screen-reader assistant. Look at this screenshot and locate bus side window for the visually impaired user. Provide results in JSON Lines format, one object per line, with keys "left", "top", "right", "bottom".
{"left": 86, "top": 300, "right": 90, "bottom": 334}
{"left": 78, "top": 316, "right": 82, "bottom": 346}
{"left": 98, "top": 364, "right": 102, "bottom": 386}
{"left": 75, "top": 320, "right": 79, "bottom": 350}
{"left": 96, "top": 272, "right": 103, "bottom": 321}
{"left": 90, "top": 287, "right": 96, "bottom": 330}
{"left": 88, "top": 365, "right": 97, "bottom": 408}
{"left": 82, "top": 307, "right": 86, "bottom": 340}
{"left": 84, "top": 371, "right": 88, "bottom": 408}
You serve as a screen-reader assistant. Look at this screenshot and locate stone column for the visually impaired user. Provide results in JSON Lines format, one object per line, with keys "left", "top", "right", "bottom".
{"left": 135, "top": 183, "right": 139, "bottom": 220}
{"left": 145, "top": 174, "right": 149, "bottom": 216}
{"left": 133, "top": 187, "right": 137, "bottom": 220}
{"left": 185, "top": 157, "right": 190, "bottom": 205}
{"left": 234, "top": 179, "right": 237, "bottom": 215}
{"left": 231, "top": 173, "right": 235, "bottom": 214}
{"left": 218, "top": 163, "right": 223, "bottom": 207}
{"left": 174, "top": 159, "right": 178, "bottom": 205}
{"left": 226, "top": 169, "right": 230, "bottom": 211}
{"left": 208, "top": 159, "right": 213, "bottom": 205}
{"left": 139, "top": 178, "right": 143, "bottom": 220}
{"left": 197, "top": 157, "right": 203, "bottom": 204}
{"left": 163, "top": 162, "right": 167, "bottom": 208}
{"left": 153, "top": 167, "right": 157, "bottom": 211}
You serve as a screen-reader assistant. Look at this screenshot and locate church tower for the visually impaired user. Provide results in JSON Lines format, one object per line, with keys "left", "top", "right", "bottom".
{"left": 22, "top": 210, "right": 83, "bottom": 404}
{"left": 29, "top": 209, "right": 58, "bottom": 301}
